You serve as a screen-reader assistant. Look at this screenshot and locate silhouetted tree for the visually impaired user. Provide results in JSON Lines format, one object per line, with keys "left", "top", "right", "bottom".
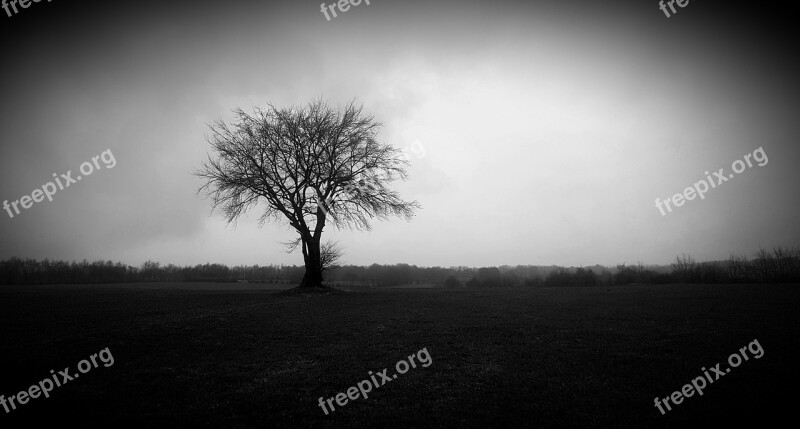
{"left": 672, "top": 254, "right": 696, "bottom": 282}
{"left": 727, "top": 254, "right": 748, "bottom": 283}
{"left": 196, "top": 100, "right": 419, "bottom": 288}
{"left": 753, "top": 248, "right": 774, "bottom": 282}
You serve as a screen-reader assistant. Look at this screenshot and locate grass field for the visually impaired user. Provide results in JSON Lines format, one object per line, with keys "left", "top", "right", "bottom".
{"left": 1, "top": 283, "right": 798, "bottom": 427}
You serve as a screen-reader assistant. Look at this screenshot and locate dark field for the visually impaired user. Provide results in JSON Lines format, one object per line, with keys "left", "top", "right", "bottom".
{"left": 1, "top": 283, "right": 798, "bottom": 428}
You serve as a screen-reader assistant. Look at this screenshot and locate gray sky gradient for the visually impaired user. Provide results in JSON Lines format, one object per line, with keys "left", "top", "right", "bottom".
{"left": 1, "top": 0, "right": 798, "bottom": 268}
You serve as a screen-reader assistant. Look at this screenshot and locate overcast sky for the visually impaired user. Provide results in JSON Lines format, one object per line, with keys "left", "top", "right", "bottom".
{"left": 1, "top": 0, "right": 798, "bottom": 268}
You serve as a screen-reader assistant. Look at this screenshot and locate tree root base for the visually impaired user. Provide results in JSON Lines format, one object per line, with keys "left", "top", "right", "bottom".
{"left": 277, "top": 284, "right": 344, "bottom": 296}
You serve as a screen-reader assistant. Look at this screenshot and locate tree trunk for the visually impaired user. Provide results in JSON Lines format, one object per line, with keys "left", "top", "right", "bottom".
{"left": 300, "top": 235, "right": 323, "bottom": 288}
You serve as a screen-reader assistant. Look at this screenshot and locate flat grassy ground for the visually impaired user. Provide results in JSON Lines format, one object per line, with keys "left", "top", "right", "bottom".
{"left": 1, "top": 283, "right": 798, "bottom": 428}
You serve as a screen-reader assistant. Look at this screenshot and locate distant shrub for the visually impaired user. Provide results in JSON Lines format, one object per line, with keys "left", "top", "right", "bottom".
{"left": 443, "top": 276, "right": 462, "bottom": 288}
{"left": 465, "top": 277, "right": 481, "bottom": 288}
{"left": 523, "top": 277, "right": 543, "bottom": 287}
{"left": 613, "top": 263, "right": 669, "bottom": 285}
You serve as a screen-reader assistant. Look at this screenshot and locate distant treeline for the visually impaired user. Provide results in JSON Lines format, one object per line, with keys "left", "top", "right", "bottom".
{"left": 1, "top": 246, "right": 798, "bottom": 286}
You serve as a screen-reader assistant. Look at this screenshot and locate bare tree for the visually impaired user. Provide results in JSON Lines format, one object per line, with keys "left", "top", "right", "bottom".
{"left": 634, "top": 261, "right": 648, "bottom": 283}
{"left": 672, "top": 254, "right": 696, "bottom": 283}
{"left": 772, "top": 246, "right": 792, "bottom": 282}
{"left": 727, "top": 254, "right": 749, "bottom": 283}
{"left": 753, "top": 248, "right": 773, "bottom": 282}
{"left": 195, "top": 100, "right": 420, "bottom": 288}
{"left": 792, "top": 247, "right": 800, "bottom": 281}
{"left": 320, "top": 240, "right": 344, "bottom": 275}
